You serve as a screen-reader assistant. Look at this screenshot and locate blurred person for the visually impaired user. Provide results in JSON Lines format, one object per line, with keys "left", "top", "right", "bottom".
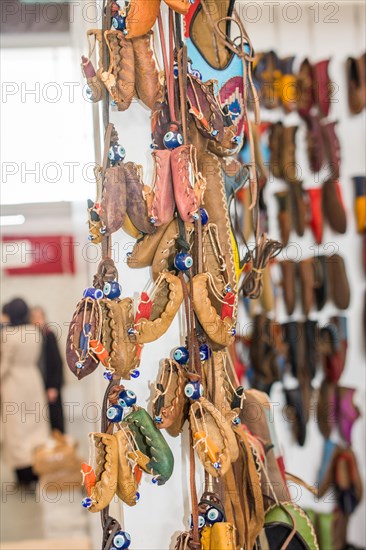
{"left": 1, "top": 298, "right": 49, "bottom": 488}
{"left": 30, "top": 306, "right": 64, "bottom": 433}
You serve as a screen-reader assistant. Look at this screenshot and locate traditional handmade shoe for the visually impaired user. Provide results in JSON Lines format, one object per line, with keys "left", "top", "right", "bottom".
{"left": 66, "top": 297, "right": 102, "bottom": 379}
{"left": 134, "top": 272, "right": 184, "bottom": 344}
{"left": 304, "top": 114, "right": 325, "bottom": 173}
{"left": 275, "top": 191, "right": 291, "bottom": 246}
{"left": 151, "top": 219, "right": 194, "bottom": 280}
{"left": 317, "top": 438, "right": 341, "bottom": 497}
{"left": 264, "top": 502, "right": 319, "bottom": 550}
{"left": 322, "top": 179, "right": 347, "bottom": 234}
{"left": 120, "top": 0, "right": 160, "bottom": 39}
{"left": 304, "top": 320, "right": 318, "bottom": 380}
{"left": 284, "top": 386, "right": 307, "bottom": 446}
{"left": 280, "top": 56, "right": 297, "bottom": 113}
{"left": 249, "top": 315, "right": 280, "bottom": 394}
{"left": 100, "top": 164, "right": 127, "bottom": 235}
{"left": 171, "top": 144, "right": 206, "bottom": 222}
{"left": 319, "top": 323, "right": 344, "bottom": 383}
{"left": 317, "top": 380, "right": 337, "bottom": 439}
{"left": 131, "top": 32, "right": 162, "bottom": 110}
{"left": 330, "top": 315, "right": 348, "bottom": 372}
{"left": 269, "top": 122, "right": 284, "bottom": 179}
{"left": 163, "top": 0, "right": 191, "bottom": 14}
{"left": 152, "top": 359, "right": 189, "bottom": 437}
{"left": 282, "top": 125, "right": 302, "bottom": 184}
{"left": 257, "top": 50, "right": 282, "bottom": 110}
{"left": 145, "top": 149, "right": 175, "bottom": 227}
{"left": 127, "top": 223, "right": 169, "bottom": 269}
{"left": 346, "top": 55, "right": 366, "bottom": 115}
{"left": 336, "top": 387, "right": 360, "bottom": 445}
{"left": 115, "top": 428, "right": 139, "bottom": 506}
{"left": 307, "top": 188, "right": 323, "bottom": 244}
{"left": 189, "top": 396, "right": 238, "bottom": 477}
{"left": 290, "top": 182, "right": 307, "bottom": 237}
{"left": 123, "top": 162, "right": 155, "bottom": 234}
{"left": 280, "top": 260, "right": 296, "bottom": 316}
{"left": 297, "top": 58, "right": 315, "bottom": 118}
{"left": 199, "top": 151, "right": 236, "bottom": 294}
{"left": 334, "top": 449, "right": 363, "bottom": 515}
{"left": 87, "top": 432, "right": 118, "bottom": 512}
{"left": 322, "top": 120, "right": 341, "bottom": 180}
{"left": 105, "top": 30, "right": 135, "bottom": 111}
{"left": 313, "top": 255, "right": 328, "bottom": 310}
{"left": 124, "top": 407, "right": 174, "bottom": 485}
{"left": 327, "top": 254, "right": 350, "bottom": 310}
{"left": 241, "top": 389, "right": 289, "bottom": 505}
{"left": 191, "top": 273, "right": 236, "bottom": 348}
{"left": 314, "top": 59, "right": 331, "bottom": 118}
{"left": 353, "top": 175, "right": 366, "bottom": 233}
{"left": 298, "top": 258, "right": 315, "bottom": 316}
{"left": 100, "top": 298, "right": 140, "bottom": 379}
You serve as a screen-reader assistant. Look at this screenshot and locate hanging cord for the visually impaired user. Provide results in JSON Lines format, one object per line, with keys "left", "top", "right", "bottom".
{"left": 177, "top": 45, "right": 188, "bottom": 144}
{"left": 240, "top": 233, "right": 282, "bottom": 299}
{"left": 157, "top": 9, "right": 179, "bottom": 124}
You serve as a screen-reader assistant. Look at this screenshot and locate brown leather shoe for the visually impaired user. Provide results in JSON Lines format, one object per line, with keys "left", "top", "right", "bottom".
{"left": 304, "top": 114, "right": 325, "bottom": 173}
{"left": 282, "top": 126, "right": 302, "bottom": 184}
{"left": 280, "top": 260, "right": 296, "bottom": 315}
{"left": 275, "top": 191, "right": 291, "bottom": 246}
{"left": 290, "top": 182, "right": 306, "bottom": 237}
{"left": 322, "top": 120, "right": 341, "bottom": 180}
{"left": 327, "top": 254, "right": 351, "bottom": 310}
{"left": 346, "top": 55, "right": 366, "bottom": 115}
{"left": 297, "top": 58, "right": 315, "bottom": 118}
{"left": 269, "top": 122, "right": 284, "bottom": 178}
{"left": 314, "top": 59, "right": 331, "bottom": 118}
{"left": 322, "top": 179, "right": 347, "bottom": 234}
{"left": 298, "top": 258, "right": 314, "bottom": 316}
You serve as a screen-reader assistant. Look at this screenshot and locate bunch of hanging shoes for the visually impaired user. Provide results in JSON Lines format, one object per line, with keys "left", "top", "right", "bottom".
{"left": 279, "top": 254, "right": 350, "bottom": 316}
{"left": 254, "top": 52, "right": 334, "bottom": 117}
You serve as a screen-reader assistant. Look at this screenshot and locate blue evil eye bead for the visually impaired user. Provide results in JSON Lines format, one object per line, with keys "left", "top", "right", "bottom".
{"left": 199, "top": 344, "right": 211, "bottom": 362}
{"left": 135, "top": 491, "right": 140, "bottom": 502}
{"left": 224, "top": 285, "right": 232, "bottom": 294}
{"left": 232, "top": 416, "right": 241, "bottom": 426}
{"left": 150, "top": 217, "right": 157, "bottom": 224}
{"left": 112, "top": 15, "right": 126, "bottom": 31}
{"left": 127, "top": 327, "right": 136, "bottom": 336}
{"left": 152, "top": 476, "right": 159, "bottom": 484}
{"left": 131, "top": 369, "right": 140, "bottom": 379}
{"left": 211, "top": 129, "right": 219, "bottom": 137}
{"left": 173, "top": 346, "right": 189, "bottom": 365}
{"left": 118, "top": 389, "right": 137, "bottom": 408}
{"left": 184, "top": 381, "right": 204, "bottom": 400}
{"left": 113, "top": 531, "right": 131, "bottom": 549}
{"left": 111, "top": 99, "right": 117, "bottom": 107}
{"left": 154, "top": 415, "right": 163, "bottom": 424}
{"left": 103, "top": 281, "right": 122, "bottom": 299}
{"left": 173, "top": 61, "right": 179, "bottom": 79}
{"left": 191, "top": 69, "right": 202, "bottom": 80}
{"left": 200, "top": 208, "right": 209, "bottom": 226}
{"left": 163, "top": 130, "right": 183, "bottom": 150}
{"left": 106, "top": 404, "right": 124, "bottom": 422}
{"left": 76, "top": 361, "right": 84, "bottom": 370}
{"left": 232, "top": 136, "right": 240, "bottom": 144}
{"left": 103, "top": 369, "right": 113, "bottom": 381}
{"left": 100, "top": 226, "right": 107, "bottom": 235}
{"left": 174, "top": 252, "right": 193, "bottom": 271}
{"left": 213, "top": 461, "right": 221, "bottom": 470}
{"left": 206, "top": 506, "right": 224, "bottom": 525}
{"left": 83, "top": 287, "right": 103, "bottom": 300}
{"left": 108, "top": 144, "right": 126, "bottom": 163}
{"left": 81, "top": 497, "right": 92, "bottom": 508}
{"left": 189, "top": 514, "right": 206, "bottom": 529}
{"left": 85, "top": 86, "right": 93, "bottom": 100}
{"left": 230, "top": 327, "right": 236, "bottom": 336}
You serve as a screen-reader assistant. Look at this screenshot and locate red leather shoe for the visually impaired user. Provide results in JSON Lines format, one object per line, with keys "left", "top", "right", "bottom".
{"left": 307, "top": 187, "right": 323, "bottom": 244}
{"left": 314, "top": 59, "right": 332, "bottom": 118}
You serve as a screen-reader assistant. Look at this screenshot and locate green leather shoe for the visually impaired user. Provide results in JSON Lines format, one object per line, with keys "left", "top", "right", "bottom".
{"left": 264, "top": 502, "right": 319, "bottom": 550}
{"left": 124, "top": 407, "right": 174, "bottom": 485}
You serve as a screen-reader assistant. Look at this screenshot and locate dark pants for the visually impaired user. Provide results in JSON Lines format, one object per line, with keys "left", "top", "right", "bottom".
{"left": 49, "top": 392, "right": 65, "bottom": 433}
